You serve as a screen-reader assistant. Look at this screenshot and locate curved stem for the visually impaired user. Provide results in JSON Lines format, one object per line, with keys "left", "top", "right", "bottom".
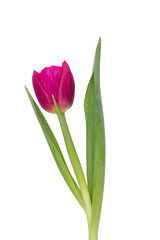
{"left": 89, "top": 218, "right": 98, "bottom": 240}
{"left": 62, "top": 114, "right": 92, "bottom": 222}
{"left": 52, "top": 96, "right": 92, "bottom": 225}
{"left": 59, "top": 113, "right": 92, "bottom": 224}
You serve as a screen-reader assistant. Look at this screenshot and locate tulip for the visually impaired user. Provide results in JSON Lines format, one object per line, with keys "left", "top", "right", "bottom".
{"left": 32, "top": 61, "right": 75, "bottom": 113}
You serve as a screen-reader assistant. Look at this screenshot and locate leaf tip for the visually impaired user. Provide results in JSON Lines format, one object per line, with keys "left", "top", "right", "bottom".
{"left": 24, "top": 86, "right": 30, "bottom": 97}
{"left": 97, "top": 37, "right": 101, "bottom": 52}
{"left": 52, "top": 94, "right": 56, "bottom": 105}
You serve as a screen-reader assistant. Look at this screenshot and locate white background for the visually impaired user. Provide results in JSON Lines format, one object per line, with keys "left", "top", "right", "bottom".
{"left": 0, "top": 0, "right": 160, "bottom": 239}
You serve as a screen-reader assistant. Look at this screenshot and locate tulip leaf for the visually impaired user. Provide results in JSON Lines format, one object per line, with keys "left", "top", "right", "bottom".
{"left": 25, "top": 86, "right": 85, "bottom": 209}
{"left": 84, "top": 38, "right": 105, "bottom": 237}
{"left": 84, "top": 73, "right": 95, "bottom": 201}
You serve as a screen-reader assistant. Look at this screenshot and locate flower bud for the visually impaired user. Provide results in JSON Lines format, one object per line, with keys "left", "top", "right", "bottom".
{"left": 32, "top": 61, "right": 75, "bottom": 113}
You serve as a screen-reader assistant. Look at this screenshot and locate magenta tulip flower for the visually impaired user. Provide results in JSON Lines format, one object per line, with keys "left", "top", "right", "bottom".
{"left": 32, "top": 61, "right": 75, "bottom": 113}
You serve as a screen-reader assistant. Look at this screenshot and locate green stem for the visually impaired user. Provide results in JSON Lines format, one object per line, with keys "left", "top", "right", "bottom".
{"left": 59, "top": 113, "right": 92, "bottom": 224}
{"left": 89, "top": 220, "right": 98, "bottom": 240}
{"left": 52, "top": 99, "right": 91, "bottom": 225}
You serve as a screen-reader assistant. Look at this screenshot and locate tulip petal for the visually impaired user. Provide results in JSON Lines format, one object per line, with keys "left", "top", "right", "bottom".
{"left": 39, "top": 66, "right": 62, "bottom": 106}
{"left": 58, "top": 61, "right": 75, "bottom": 112}
{"left": 32, "top": 70, "right": 55, "bottom": 113}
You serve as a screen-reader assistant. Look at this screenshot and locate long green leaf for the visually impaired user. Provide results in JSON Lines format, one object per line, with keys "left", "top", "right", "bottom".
{"left": 25, "top": 87, "right": 85, "bottom": 209}
{"left": 84, "top": 38, "right": 105, "bottom": 238}
{"left": 84, "top": 73, "right": 95, "bottom": 202}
